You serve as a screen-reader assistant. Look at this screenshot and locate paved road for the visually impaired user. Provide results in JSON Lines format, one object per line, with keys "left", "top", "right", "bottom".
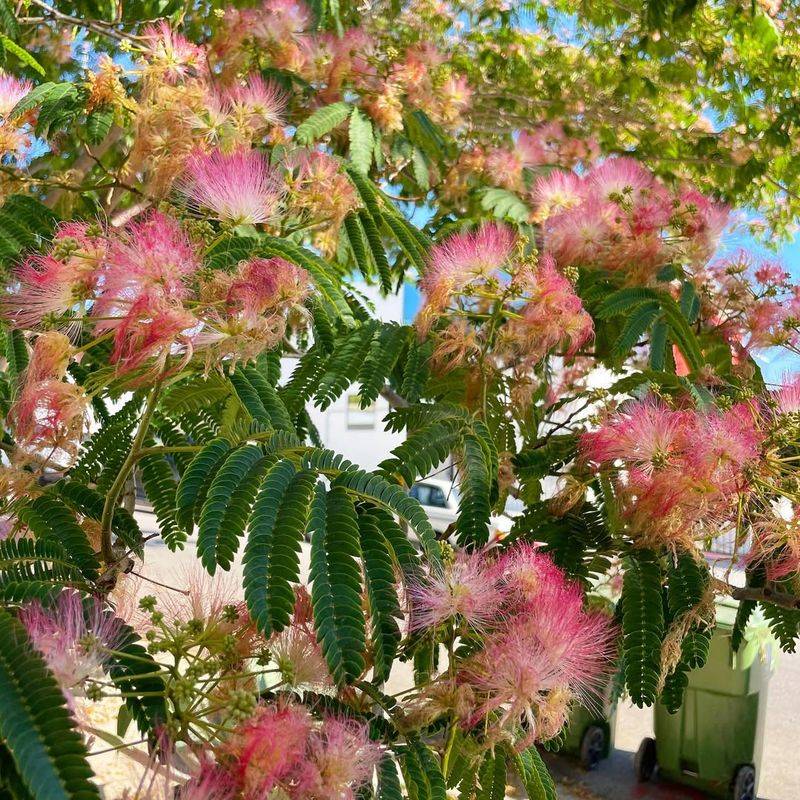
{"left": 133, "top": 511, "right": 799, "bottom": 800}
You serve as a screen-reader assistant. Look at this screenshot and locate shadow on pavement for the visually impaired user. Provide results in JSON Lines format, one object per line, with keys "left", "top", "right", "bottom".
{"left": 543, "top": 749, "right": 767, "bottom": 800}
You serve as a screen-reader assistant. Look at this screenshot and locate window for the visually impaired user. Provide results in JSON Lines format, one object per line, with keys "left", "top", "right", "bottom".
{"left": 346, "top": 394, "right": 376, "bottom": 429}
{"left": 410, "top": 483, "right": 448, "bottom": 508}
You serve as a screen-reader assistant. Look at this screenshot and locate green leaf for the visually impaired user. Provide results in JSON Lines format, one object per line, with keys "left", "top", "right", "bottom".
{"left": 0, "top": 0, "right": 19, "bottom": 39}
{"left": 197, "top": 445, "right": 269, "bottom": 573}
{"left": 377, "top": 756, "right": 403, "bottom": 800}
{"left": 0, "top": 608, "right": 100, "bottom": 800}
{"left": 358, "top": 512, "right": 402, "bottom": 682}
{"left": 398, "top": 738, "right": 446, "bottom": 800}
{"left": 243, "top": 462, "right": 316, "bottom": 636}
{"left": 139, "top": 451, "right": 184, "bottom": 551}
{"left": 175, "top": 437, "right": 232, "bottom": 532}
{"left": 476, "top": 749, "right": 507, "bottom": 800}
{"left": 455, "top": 433, "right": 492, "bottom": 546}
{"left": 86, "top": 106, "right": 115, "bottom": 145}
{"left": 612, "top": 301, "right": 661, "bottom": 360}
{"left": 508, "top": 744, "right": 557, "bottom": 800}
{"left": 0, "top": 36, "right": 44, "bottom": 76}
{"left": 622, "top": 549, "right": 664, "bottom": 707}
{"left": 309, "top": 484, "right": 366, "bottom": 684}
{"left": 596, "top": 287, "right": 661, "bottom": 319}
{"left": 18, "top": 496, "right": 99, "bottom": 581}
{"left": 358, "top": 208, "right": 392, "bottom": 293}
{"left": 349, "top": 107, "right": 374, "bottom": 175}
{"left": 481, "top": 187, "right": 530, "bottom": 223}
{"left": 34, "top": 83, "right": 81, "bottom": 137}
{"left": 295, "top": 101, "right": 351, "bottom": 145}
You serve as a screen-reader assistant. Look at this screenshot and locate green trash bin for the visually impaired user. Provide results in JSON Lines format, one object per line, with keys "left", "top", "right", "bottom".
{"left": 635, "top": 597, "right": 772, "bottom": 800}
{"left": 560, "top": 675, "right": 618, "bottom": 770}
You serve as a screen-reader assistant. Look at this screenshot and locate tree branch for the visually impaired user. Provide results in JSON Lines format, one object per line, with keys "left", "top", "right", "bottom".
{"left": 729, "top": 585, "right": 800, "bottom": 611}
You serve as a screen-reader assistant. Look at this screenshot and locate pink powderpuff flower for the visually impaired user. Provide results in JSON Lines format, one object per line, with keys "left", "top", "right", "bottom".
{"left": 686, "top": 403, "right": 762, "bottom": 492}
{"left": 774, "top": 373, "right": 800, "bottom": 415}
{"left": 178, "top": 760, "right": 237, "bottom": 800}
{"left": 227, "top": 74, "right": 287, "bottom": 128}
{"left": 493, "top": 542, "right": 570, "bottom": 610}
{"left": 543, "top": 196, "right": 620, "bottom": 269}
{"left": 224, "top": 703, "right": 311, "bottom": 798}
{"left": 460, "top": 599, "right": 614, "bottom": 740}
{"left": 748, "top": 502, "right": 800, "bottom": 582}
{"left": 531, "top": 170, "right": 584, "bottom": 221}
{"left": 675, "top": 188, "right": 730, "bottom": 262}
{"left": 181, "top": 148, "right": 285, "bottom": 225}
{"left": 19, "top": 590, "right": 123, "bottom": 693}
{"left": 580, "top": 397, "right": 692, "bottom": 474}
{"left": 110, "top": 291, "right": 197, "bottom": 377}
{"left": 251, "top": 0, "right": 311, "bottom": 41}
{"left": 508, "top": 254, "right": 593, "bottom": 362}
{"left": 408, "top": 549, "right": 506, "bottom": 631}
{"left": 588, "top": 157, "right": 656, "bottom": 205}
{"left": 97, "top": 212, "right": 200, "bottom": 320}
{"left": 485, "top": 147, "right": 524, "bottom": 191}
{"left": 0, "top": 72, "right": 32, "bottom": 117}
{"left": 142, "top": 21, "right": 207, "bottom": 84}
{"left": 295, "top": 716, "right": 382, "bottom": 800}
{"left": 268, "top": 621, "right": 331, "bottom": 691}
{"left": 227, "top": 256, "right": 310, "bottom": 317}
{"left": 10, "top": 378, "right": 88, "bottom": 459}
{"left": 419, "top": 223, "right": 517, "bottom": 324}
{"left": 286, "top": 150, "right": 359, "bottom": 229}
{"left": 25, "top": 330, "right": 73, "bottom": 382}
{"left": 4, "top": 253, "right": 97, "bottom": 330}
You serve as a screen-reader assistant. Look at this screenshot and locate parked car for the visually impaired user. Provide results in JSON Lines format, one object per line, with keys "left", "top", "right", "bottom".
{"left": 409, "top": 478, "right": 516, "bottom": 543}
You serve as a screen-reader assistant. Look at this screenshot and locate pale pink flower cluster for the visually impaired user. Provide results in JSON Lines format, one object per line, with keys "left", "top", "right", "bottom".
{"left": 409, "top": 543, "right": 616, "bottom": 746}
{"left": 19, "top": 589, "right": 123, "bottom": 699}
{"left": 181, "top": 148, "right": 285, "bottom": 225}
{"left": 142, "top": 21, "right": 208, "bottom": 85}
{"left": 484, "top": 123, "right": 599, "bottom": 192}
{"left": 0, "top": 71, "right": 33, "bottom": 159}
{"left": 9, "top": 331, "right": 88, "bottom": 462}
{"left": 694, "top": 250, "right": 799, "bottom": 360}
{"left": 748, "top": 503, "right": 800, "bottom": 582}
{"left": 212, "top": 702, "right": 381, "bottom": 800}
{"left": 533, "top": 157, "right": 729, "bottom": 281}
{"left": 3, "top": 211, "right": 311, "bottom": 384}
{"left": 506, "top": 254, "right": 594, "bottom": 364}
{"left": 210, "top": 2, "right": 471, "bottom": 131}
{"left": 418, "top": 223, "right": 592, "bottom": 368}
{"left": 581, "top": 397, "right": 763, "bottom": 549}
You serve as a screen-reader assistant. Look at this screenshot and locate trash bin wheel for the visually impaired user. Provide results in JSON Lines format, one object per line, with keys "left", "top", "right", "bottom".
{"left": 579, "top": 724, "right": 606, "bottom": 770}
{"left": 634, "top": 737, "right": 657, "bottom": 782}
{"left": 731, "top": 765, "right": 756, "bottom": 800}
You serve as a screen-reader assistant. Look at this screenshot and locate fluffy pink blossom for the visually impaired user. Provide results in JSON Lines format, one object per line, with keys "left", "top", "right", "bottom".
{"left": 19, "top": 590, "right": 123, "bottom": 693}
{"left": 142, "top": 21, "right": 207, "bottom": 83}
{"left": 775, "top": 374, "right": 800, "bottom": 414}
{"left": 408, "top": 549, "right": 506, "bottom": 631}
{"left": 225, "top": 703, "right": 311, "bottom": 798}
{"left": 589, "top": 156, "right": 657, "bottom": 205}
{"left": 227, "top": 74, "right": 287, "bottom": 127}
{"left": 97, "top": 212, "right": 200, "bottom": 320}
{"left": 109, "top": 291, "right": 197, "bottom": 377}
{"left": 532, "top": 170, "right": 584, "bottom": 220}
{"left": 580, "top": 397, "right": 691, "bottom": 473}
{"left": 179, "top": 761, "right": 237, "bottom": 800}
{"left": 0, "top": 71, "right": 32, "bottom": 117}
{"left": 10, "top": 379, "right": 88, "bottom": 459}
{"left": 4, "top": 252, "right": 97, "bottom": 329}
{"left": 508, "top": 254, "right": 593, "bottom": 362}
{"left": 181, "top": 148, "right": 285, "bottom": 225}
{"left": 227, "top": 256, "right": 310, "bottom": 316}
{"left": 459, "top": 548, "right": 615, "bottom": 740}
{"left": 295, "top": 717, "right": 382, "bottom": 800}
{"left": 419, "top": 223, "right": 517, "bottom": 326}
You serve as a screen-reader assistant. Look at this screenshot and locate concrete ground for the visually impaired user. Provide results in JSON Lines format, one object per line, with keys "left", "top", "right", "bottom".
{"left": 132, "top": 509, "right": 799, "bottom": 800}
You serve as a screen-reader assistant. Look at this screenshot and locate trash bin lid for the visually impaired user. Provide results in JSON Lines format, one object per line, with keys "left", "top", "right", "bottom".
{"left": 715, "top": 595, "right": 739, "bottom": 629}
